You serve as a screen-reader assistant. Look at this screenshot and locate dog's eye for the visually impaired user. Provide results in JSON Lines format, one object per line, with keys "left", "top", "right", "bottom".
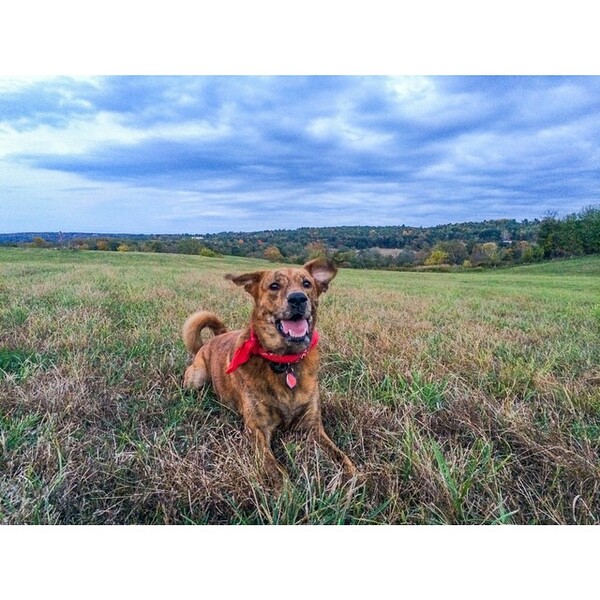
{"left": 269, "top": 282, "right": 280, "bottom": 291}
{"left": 302, "top": 279, "right": 312, "bottom": 289}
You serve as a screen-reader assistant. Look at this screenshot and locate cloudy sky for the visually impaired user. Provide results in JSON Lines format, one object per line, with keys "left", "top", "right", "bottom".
{"left": 1, "top": 75, "right": 599, "bottom": 234}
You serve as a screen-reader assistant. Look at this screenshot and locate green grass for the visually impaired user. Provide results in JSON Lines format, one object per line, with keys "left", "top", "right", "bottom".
{"left": 1, "top": 247, "right": 599, "bottom": 524}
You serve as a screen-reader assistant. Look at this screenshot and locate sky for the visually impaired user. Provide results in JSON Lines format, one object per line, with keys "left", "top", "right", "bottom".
{"left": 1, "top": 75, "right": 599, "bottom": 234}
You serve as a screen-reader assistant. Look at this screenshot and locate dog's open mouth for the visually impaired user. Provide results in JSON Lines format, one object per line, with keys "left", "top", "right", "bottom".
{"left": 276, "top": 316, "right": 310, "bottom": 342}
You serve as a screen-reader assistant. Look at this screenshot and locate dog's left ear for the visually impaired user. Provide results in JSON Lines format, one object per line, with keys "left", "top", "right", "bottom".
{"left": 225, "top": 271, "right": 264, "bottom": 300}
{"left": 303, "top": 258, "right": 338, "bottom": 294}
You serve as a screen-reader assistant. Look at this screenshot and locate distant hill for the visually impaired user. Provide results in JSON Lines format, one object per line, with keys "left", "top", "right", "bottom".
{"left": 0, "top": 232, "right": 161, "bottom": 245}
{"left": 2, "top": 207, "right": 598, "bottom": 271}
{"left": 0, "top": 218, "right": 540, "bottom": 252}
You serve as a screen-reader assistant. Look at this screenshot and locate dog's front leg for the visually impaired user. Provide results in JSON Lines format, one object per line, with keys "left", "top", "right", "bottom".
{"left": 311, "top": 423, "right": 357, "bottom": 478}
{"left": 240, "top": 400, "right": 288, "bottom": 484}
{"left": 295, "top": 403, "right": 357, "bottom": 477}
{"left": 247, "top": 426, "right": 287, "bottom": 484}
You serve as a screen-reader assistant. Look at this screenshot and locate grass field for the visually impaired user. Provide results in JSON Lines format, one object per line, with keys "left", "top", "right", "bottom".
{"left": 1, "top": 247, "right": 599, "bottom": 524}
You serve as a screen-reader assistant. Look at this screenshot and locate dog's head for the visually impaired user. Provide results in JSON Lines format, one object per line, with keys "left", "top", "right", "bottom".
{"left": 225, "top": 258, "right": 337, "bottom": 354}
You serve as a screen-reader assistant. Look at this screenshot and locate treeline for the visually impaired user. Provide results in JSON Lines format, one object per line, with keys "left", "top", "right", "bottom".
{"left": 537, "top": 206, "right": 600, "bottom": 258}
{"left": 199, "top": 219, "right": 542, "bottom": 270}
{"left": 203, "top": 219, "right": 539, "bottom": 256}
{"left": 3, "top": 208, "right": 599, "bottom": 270}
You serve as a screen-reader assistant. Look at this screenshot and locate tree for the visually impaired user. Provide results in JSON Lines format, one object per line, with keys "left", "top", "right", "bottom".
{"left": 481, "top": 242, "right": 502, "bottom": 266}
{"left": 306, "top": 241, "right": 328, "bottom": 259}
{"left": 425, "top": 249, "right": 449, "bottom": 266}
{"left": 30, "top": 236, "right": 49, "bottom": 248}
{"left": 263, "top": 246, "right": 284, "bottom": 262}
{"left": 332, "top": 249, "right": 357, "bottom": 268}
{"left": 199, "top": 247, "right": 220, "bottom": 258}
{"left": 537, "top": 207, "right": 600, "bottom": 258}
{"left": 70, "top": 238, "right": 89, "bottom": 251}
{"left": 143, "top": 240, "right": 164, "bottom": 253}
{"left": 177, "top": 238, "right": 203, "bottom": 255}
{"left": 579, "top": 206, "right": 600, "bottom": 254}
{"left": 395, "top": 249, "right": 416, "bottom": 268}
{"left": 433, "top": 240, "right": 467, "bottom": 265}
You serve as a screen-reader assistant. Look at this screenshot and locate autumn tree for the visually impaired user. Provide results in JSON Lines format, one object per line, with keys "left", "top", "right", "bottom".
{"left": 264, "top": 245, "right": 284, "bottom": 262}
{"left": 30, "top": 236, "right": 49, "bottom": 248}
{"left": 425, "top": 249, "right": 449, "bottom": 266}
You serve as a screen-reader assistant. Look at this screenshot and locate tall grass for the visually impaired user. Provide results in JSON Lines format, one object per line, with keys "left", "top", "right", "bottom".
{"left": 1, "top": 248, "right": 599, "bottom": 524}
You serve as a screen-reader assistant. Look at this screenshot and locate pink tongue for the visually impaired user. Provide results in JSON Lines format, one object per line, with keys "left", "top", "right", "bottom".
{"left": 281, "top": 318, "right": 309, "bottom": 338}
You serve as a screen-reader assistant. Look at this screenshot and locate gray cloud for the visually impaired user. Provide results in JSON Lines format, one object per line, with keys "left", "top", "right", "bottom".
{"left": 1, "top": 76, "right": 599, "bottom": 233}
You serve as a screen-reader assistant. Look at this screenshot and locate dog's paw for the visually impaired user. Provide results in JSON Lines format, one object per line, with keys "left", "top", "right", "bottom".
{"left": 262, "top": 457, "right": 289, "bottom": 490}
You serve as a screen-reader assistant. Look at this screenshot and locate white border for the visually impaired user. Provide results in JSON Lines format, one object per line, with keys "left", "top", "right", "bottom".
{"left": 2, "top": 1, "right": 598, "bottom": 75}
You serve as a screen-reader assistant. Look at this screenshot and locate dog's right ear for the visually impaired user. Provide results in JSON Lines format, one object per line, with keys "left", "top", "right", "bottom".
{"left": 225, "top": 271, "right": 264, "bottom": 300}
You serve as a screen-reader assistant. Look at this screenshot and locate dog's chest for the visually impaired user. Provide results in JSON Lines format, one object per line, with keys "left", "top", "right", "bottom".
{"left": 256, "top": 367, "right": 318, "bottom": 430}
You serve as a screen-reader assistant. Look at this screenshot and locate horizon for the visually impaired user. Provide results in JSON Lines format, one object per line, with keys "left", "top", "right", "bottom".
{"left": 0, "top": 211, "right": 555, "bottom": 239}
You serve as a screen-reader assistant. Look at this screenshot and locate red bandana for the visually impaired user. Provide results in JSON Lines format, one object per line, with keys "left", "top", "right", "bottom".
{"left": 226, "top": 328, "right": 319, "bottom": 374}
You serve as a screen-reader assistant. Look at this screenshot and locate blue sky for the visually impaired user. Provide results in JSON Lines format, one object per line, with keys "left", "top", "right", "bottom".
{"left": 1, "top": 75, "right": 599, "bottom": 234}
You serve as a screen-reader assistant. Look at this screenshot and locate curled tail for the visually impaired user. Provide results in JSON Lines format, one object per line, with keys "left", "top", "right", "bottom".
{"left": 182, "top": 311, "right": 227, "bottom": 354}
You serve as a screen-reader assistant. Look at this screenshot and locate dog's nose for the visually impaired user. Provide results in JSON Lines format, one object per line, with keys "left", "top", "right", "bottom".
{"left": 287, "top": 292, "right": 308, "bottom": 308}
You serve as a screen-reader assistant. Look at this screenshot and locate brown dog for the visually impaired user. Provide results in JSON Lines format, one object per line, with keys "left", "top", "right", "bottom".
{"left": 182, "top": 258, "right": 356, "bottom": 483}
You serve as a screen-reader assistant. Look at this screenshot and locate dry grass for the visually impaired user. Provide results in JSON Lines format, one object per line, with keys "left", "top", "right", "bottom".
{"left": 1, "top": 248, "right": 599, "bottom": 524}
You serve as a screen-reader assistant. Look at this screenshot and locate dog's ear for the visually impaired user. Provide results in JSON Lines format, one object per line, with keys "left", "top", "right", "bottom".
{"left": 303, "top": 259, "right": 337, "bottom": 294}
{"left": 225, "top": 271, "right": 264, "bottom": 300}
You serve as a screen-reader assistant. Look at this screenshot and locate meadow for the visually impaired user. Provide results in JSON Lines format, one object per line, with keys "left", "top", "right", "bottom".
{"left": 1, "top": 247, "right": 599, "bottom": 524}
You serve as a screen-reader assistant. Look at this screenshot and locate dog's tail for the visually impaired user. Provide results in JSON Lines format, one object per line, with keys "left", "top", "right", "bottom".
{"left": 182, "top": 311, "right": 227, "bottom": 354}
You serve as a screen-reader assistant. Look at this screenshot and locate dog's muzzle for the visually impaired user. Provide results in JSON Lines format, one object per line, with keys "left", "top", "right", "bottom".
{"left": 277, "top": 292, "right": 311, "bottom": 341}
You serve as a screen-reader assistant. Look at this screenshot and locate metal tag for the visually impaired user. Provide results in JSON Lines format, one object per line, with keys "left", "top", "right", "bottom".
{"left": 286, "top": 371, "right": 297, "bottom": 389}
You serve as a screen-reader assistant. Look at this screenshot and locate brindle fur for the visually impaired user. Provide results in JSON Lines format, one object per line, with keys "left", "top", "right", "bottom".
{"left": 183, "top": 258, "right": 356, "bottom": 483}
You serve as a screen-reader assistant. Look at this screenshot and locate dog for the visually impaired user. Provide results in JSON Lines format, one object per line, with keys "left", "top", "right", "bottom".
{"left": 182, "top": 258, "right": 356, "bottom": 483}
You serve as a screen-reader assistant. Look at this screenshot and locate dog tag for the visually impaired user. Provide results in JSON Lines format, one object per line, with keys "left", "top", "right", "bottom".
{"left": 286, "top": 371, "right": 297, "bottom": 389}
